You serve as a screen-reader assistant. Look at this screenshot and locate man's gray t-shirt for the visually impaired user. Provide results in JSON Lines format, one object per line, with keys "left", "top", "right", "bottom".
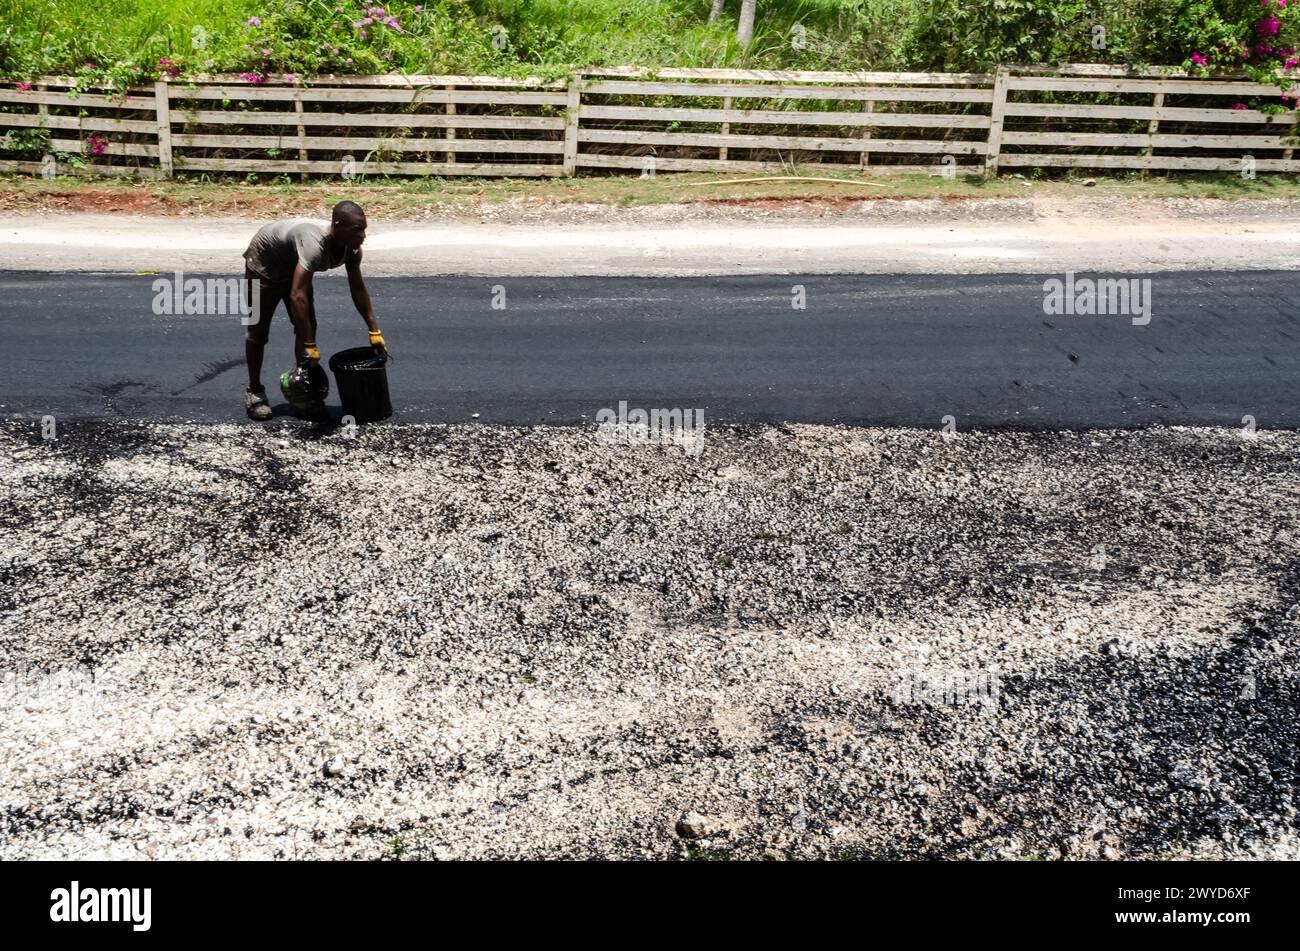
{"left": 243, "top": 218, "right": 361, "bottom": 285}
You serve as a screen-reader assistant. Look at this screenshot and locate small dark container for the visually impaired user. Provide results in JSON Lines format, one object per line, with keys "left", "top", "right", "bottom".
{"left": 329, "top": 346, "right": 393, "bottom": 422}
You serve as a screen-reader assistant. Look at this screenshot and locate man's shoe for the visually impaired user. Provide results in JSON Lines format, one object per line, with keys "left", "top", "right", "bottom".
{"left": 245, "top": 386, "right": 273, "bottom": 421}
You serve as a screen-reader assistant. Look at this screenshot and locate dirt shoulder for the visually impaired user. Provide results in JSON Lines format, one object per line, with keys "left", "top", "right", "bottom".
{"left": 3, "top": 198, "right": 1297, "bottom": 275}
{"left": 6, "top": 171, "right": 1300, "bottom": 276}
{"left": 2, "top": 420, "right": 1297, "bottom": 859}
{"left": 5, "top": 171, "right": 1300, "bottom": 224}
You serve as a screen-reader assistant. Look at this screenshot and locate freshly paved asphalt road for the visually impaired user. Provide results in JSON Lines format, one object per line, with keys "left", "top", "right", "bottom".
{"left": 1, "top": 271, "right": 1296, "bottom": 428}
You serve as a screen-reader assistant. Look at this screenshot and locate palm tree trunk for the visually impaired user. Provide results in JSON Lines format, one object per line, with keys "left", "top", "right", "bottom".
{"left": 737, "top": 0, "right": 756, "bottom": 46}
{"left": 709, "top": 0, "right": 726, "bottom": 22}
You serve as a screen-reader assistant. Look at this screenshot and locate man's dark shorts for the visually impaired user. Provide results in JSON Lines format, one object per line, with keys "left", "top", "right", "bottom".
{"left": 243, "top": 266, "right": 317, "bottom": 345}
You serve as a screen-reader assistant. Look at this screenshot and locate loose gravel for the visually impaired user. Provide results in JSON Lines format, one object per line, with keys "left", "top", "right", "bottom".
{"left": 2, "top": 418, "right": 1297, "bottom": 859}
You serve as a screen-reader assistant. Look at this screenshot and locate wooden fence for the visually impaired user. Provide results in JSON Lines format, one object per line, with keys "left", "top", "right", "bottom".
{"left": 1, "top": 66, "right": 1296, "bottom": 180}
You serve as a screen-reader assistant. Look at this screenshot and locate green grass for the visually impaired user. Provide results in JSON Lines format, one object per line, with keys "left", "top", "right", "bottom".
{"left": 0, "top": 0, "right": 872, "bottom": 81}
{"left": 4, "top": 1, "right": 1296, "bottom": 87}
{"left": 6, "top": 168, "right": 1300, "bottom": 216}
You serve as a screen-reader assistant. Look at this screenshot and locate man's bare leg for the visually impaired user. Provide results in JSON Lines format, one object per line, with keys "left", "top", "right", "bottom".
{"left": 246, "top": 339, "right": 265, "bottom": 391}
{"left": 244, "top": 338, "right": 273, "bottom": 420}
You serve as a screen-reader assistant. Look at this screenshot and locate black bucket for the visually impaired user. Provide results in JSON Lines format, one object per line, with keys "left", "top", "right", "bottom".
{"left": 328, "top": 346, "right": 393, "bottom": 422}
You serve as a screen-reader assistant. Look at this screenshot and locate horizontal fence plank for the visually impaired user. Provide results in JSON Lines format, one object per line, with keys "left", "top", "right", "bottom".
{"left": 575, "top": 153, "right": 979, "bottom": 174}
{"left": 0, "top": 112, "right": 158, "bottom": 133}
{"left": 583, "top": 80, "right": 993, "bottom": 103}
{"left": 8, "top": 78, "right": 158, "bottom": 94}
{"left": 1001, "top": 131, "right": 1152, "bottom": 148}
{"left": 174, "top": 156, "right": 560, "bottom": 176}
{"left": 35, "top": 66, "right": 1270, "bottom": 85}
{"left": 579, "top": 127, "right": 985, "bottom": 154}
{"left": 0, "top": 158, "right": 162, "bottom": 177}
{"left": 48, "top": 139, "right": 159, "bottom": 157}
{"left": 173, "top": 110, "right": 565, "bottom": 130}
{"left": 579, "top": 68, "right": 996, "bottom": 84}
{"left": 173, "top": 133, "right": 563, "bottom": 153}
{"left": 1000, "top": 153, "right": 1300, "bottom": 171}
{"left": 1003, "top": 102, "right": 1297, "bottom": 124}
{"left": 180, "top": 73, "right": 566, "bottom": 89}
{"left": 1003, "top": 131, "right": 1291, "bottom": 149}
{"left": 1010, "top": 64, "right": 1197, "bottom": 77}
{"left": 171, "top": 87, "right": 567, "bottom": 105}
{"left": 579, "top": 104, "right": 989, "bottom": 128}
{"left": 1006, "top": 76, "right": 1280, "bottom": 96}
{"left": 0, "top": 88, "right": 155, "bottom": 109}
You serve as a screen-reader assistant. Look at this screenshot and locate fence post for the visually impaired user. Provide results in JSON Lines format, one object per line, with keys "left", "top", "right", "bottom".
{"left": 36, "top": 81, "right": 49, "bottom": 179}
{"left": 293, "top": 86, "right": 308, "bottom": 182}
{"left": 985, "top": 66, "right": 1009, "bottom": 177}
{"left": 445, "top": 84, "right": 456, "bottom": 167}
{"left": 859, "top": 99, "right": 875, "bottom": 168}
{"left": 1143, "top": 90, "right": 1164, "bottom": 177}
{"left": 563, "top": 75, "right": 582, "bottom": 177}
{"left": 153, "top": 79, "right": 173, "bottom": 179}
{"left": 719, "top": 95, "right": 732, "bottom": 162}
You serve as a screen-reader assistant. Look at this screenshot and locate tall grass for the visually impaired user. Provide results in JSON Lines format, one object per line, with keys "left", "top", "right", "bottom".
{"left": 0, "top": 0, "right": 1286, "bottom": 79}
{"left": 1, "top": 0, "right": 872, "bottom": 77}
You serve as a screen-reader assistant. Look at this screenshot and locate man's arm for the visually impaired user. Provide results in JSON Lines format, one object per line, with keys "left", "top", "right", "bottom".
{"left": 288, "top": 263, "right": 318, "bottom": 362}
{"left": 346, "top": 257, "right": 377, "bottom": 330}
{"left": 346, "top": 256, "right": 385, "bottom": 351}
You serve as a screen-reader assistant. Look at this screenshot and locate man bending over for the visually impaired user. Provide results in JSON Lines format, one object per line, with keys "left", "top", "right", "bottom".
{"left": 241, "top": 200, "right": 386, "bottom": 420}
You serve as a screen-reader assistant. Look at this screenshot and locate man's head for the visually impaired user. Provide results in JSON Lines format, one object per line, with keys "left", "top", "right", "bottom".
{"left": 330, "top": 200, "right": 367, "bottom": 250}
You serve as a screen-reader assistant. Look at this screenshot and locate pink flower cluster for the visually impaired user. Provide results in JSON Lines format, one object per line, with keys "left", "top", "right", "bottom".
{"left": 354, "top": 5, "right": 404, "bottom": 37}
{"left": 239, "top": 71, "right": 266, "bottom": 84}
{"left": 1192, "top": 6, "right": 1296, "bottom": 80}
{"left": 158, "top": 56, "right": 181, "bottom": 78}
{"left": 85, "top": 134, "right": 108, "bottom": 156}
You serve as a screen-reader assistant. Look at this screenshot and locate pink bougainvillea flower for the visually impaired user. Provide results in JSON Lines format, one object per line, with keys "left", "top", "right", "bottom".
{"left": 248, "top": 16, "right": 261, "bottom": 26}
{"left": 1232, "top": 102, "right": 1249, "bottom": 109}
{"left": 1191, "top": 52, "right": 1208, "bottom": 66}
{"left": 1259, "top": 16, "right": 1281, "bottom": 36}
{"left": 15, "top": 82, "right": 32, "bottom": 91}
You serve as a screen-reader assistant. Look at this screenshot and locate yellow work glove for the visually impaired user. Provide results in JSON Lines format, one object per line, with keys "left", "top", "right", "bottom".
{"left": 368, "top": 329, "right": 387, "bottom": 353}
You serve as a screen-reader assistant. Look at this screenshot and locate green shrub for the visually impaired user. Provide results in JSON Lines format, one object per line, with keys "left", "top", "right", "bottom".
{"left": 0, "top": 0, "right": 1295, "bottom": 90}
